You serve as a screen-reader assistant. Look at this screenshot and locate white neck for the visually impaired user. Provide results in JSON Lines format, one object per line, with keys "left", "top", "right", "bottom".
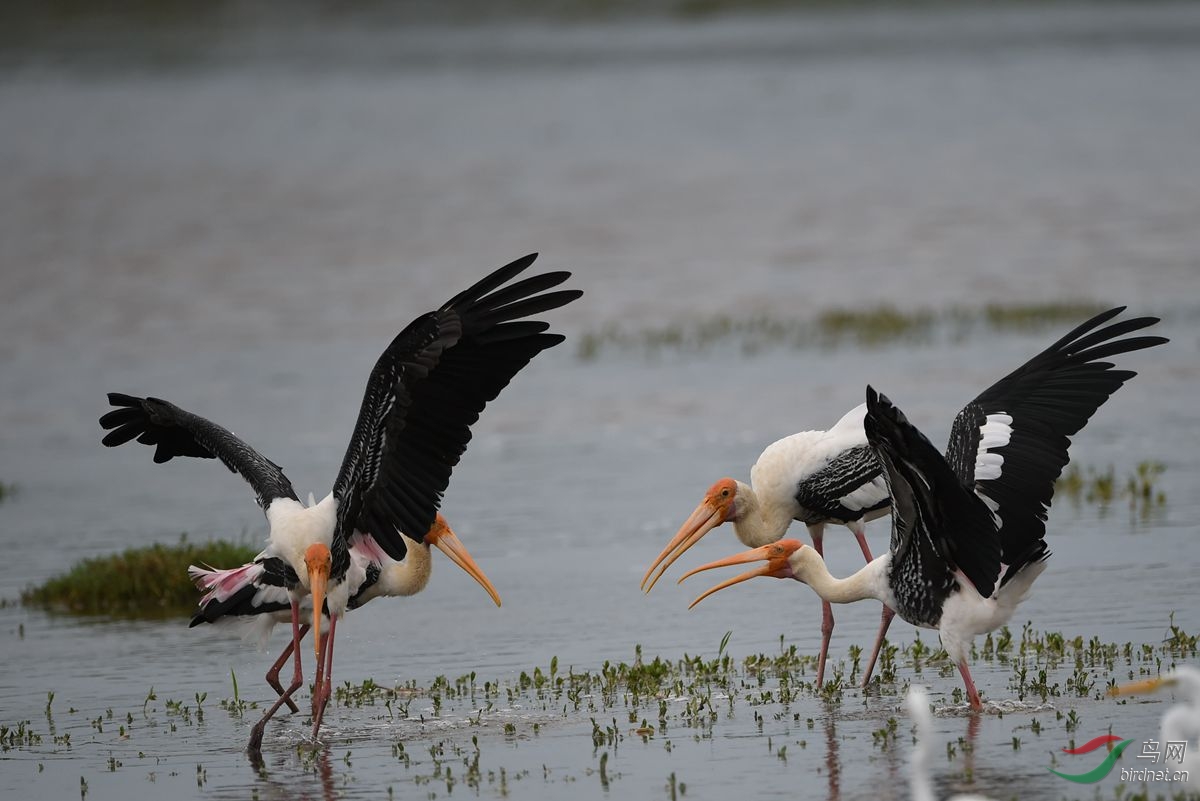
{"left": 377, "top": 535, "right": 433, "bottom": 598}
{"left": 730, "top": 480, "right": 795, "bottom": 547}
{"left": 794, "top": 549, "right": 893, "bottom": 606}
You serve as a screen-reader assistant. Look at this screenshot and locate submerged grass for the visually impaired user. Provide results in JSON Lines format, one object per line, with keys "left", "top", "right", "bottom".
{"left": 21, "top": 537, "right": 259, "bottom": 619}
{"left": 576, "top": 301, "right": 1113, "bottom": 359}
{"left": 1056, "top": 461, "right": 1167, "bottom": 517}
{"left": 3, "top": 618, "right": 1197, "bottom": 799}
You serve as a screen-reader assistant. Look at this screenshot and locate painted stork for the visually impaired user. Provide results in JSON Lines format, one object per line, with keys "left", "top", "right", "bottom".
{"left": 1112, "top": 667, "right": 1200, "bottom": 792}
{"left": 188, "top": 513, "right": 499, "bottom": 748}
{"left": 681, "top": 308, "right": 1166, "bottom": 710}
{"left": 99, "top": 253, "right": 581, "bottom": 747}
{"left": 647, "top": 306, "right": 1165, "bottom": 690}
{"left": 641, "top": 403, "right": 890, "bottom": 688}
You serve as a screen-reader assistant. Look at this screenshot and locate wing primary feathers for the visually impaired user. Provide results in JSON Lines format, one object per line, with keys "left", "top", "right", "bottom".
{"left": 468, "top": 290, "right": 585, "bottom": 330}
{"left": 332, "top": 256, "right": 581, "bottom": 562}
{"left": 440, "top": 253, "right": 539, "bottom": 311}
{"left": 99, "top": 394, "right": 298, "bottom": 509}
{"left": 944, "top": 306, "right": 1166, "bottom": 572}
{"left": 866, "top": 386, "right": 1001, "bottom": 606}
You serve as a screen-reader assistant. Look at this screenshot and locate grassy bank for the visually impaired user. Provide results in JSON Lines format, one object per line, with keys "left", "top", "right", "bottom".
{"left": 21, "top": 538, "right": 260, "bottom": 619}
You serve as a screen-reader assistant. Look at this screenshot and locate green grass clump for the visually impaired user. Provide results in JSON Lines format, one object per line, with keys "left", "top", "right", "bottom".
{"left": 577, "top": 300, "right": 1116, "bottom": 360}
{"left": 21, "top": 538, "right": 260, "bottom": 619}
{"left": 1056, "top": 461, "right": 1167, "bottom": 517}
{"left": 815, "top": 305, "right": 935, "bottom": 346}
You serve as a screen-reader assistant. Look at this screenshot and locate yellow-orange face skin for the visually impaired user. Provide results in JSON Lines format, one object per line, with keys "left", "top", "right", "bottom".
{"left": 641, "top": 478, "right": 738, "bottom": 593}
{"left": 677, "top": 539, "right": 802, "bottom": 610}
{"left": 425, "top": 513, "right": 502, "bottom": 608}
{"left": 304, "top": 543, "right": 332, "bottom": 660}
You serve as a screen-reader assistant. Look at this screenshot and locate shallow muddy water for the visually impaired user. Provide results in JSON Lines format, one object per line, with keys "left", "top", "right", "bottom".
{"left": 1, "top": 3, "right": 1199, "bottom": 799}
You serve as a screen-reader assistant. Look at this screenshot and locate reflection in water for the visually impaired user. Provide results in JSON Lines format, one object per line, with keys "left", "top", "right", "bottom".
{"left": 823, "top": 712, "right": 840, "bottom": 801}
{"left": 237, "top": 745, "right": 337, "bottom": 801}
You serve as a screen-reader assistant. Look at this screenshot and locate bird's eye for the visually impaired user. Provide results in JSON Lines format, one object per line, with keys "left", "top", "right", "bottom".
{"left": 721, "top": 488, "right": 730, "bottom": 498}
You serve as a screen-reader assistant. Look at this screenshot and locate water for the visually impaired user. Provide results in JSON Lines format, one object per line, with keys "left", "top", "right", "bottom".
{"left": 1, "top": 3, "right": 1199, "bottom": 799}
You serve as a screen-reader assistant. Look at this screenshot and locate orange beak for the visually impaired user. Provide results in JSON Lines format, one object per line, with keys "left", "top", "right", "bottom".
{"left": 304, "top": 543, "right": 332, "bottom": 660}
{"left": 426, "top": 514, "right": 502, "bottom": 607}
{"left": 1109, "top": 675, "right": 1172, "bottom": 698}
{"left": 678, "top": 539, "right": 802, "bottom": 610}
{"left": 641, "top": 479, "right": 736, "bottom": 593}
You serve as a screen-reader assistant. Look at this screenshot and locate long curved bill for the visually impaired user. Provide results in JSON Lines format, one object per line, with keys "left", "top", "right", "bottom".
{"left": 427, "top": 516, "right": 502, "bottom": 607}
{"left": 678, "top": 540, "right": 799, "bottom": 610}
{"left": 641, "top": 501, "right": 727, "bottom": 593}
{"left": 1108, "top": 676, "right": 1172, "bottom": 697}
{"left": 305, "top": 544, "right": 332, "bottom": 661}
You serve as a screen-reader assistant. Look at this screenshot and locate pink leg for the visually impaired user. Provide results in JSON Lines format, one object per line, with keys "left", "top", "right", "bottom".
{"left": 248, "top": 599, "right": 307, "bottom": 753}
{"left": 850, "top": 522, "right": 874, "bottom": 562}
{"left": 957, "top": 659, "right": 983, "bottom": 711}
{"left": 848, "top": 520, "right": 894, "bottom": 688}
{"left": 810, "top": 525, "right": 833, "bottom": 688}
{"left": 311, "top": 615, "right": 338, "bottom": 739}
{"left": 266, "top": 624, "right": 310, "bottom": 713}
{"left": 860, "top": 605, "right": 895, "bottom": 688}
{"left": 311, "top": 628, "right": 328, "bottom": 718}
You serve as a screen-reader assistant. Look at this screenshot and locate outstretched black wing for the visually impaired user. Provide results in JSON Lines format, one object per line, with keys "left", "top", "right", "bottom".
{"left": 865, "top": 387, "right": 1000, "bottom": 618}
{"left": 99, "top": 394, "right": 299, "bottom": 510}
{"left": 944, "top": 307, "right": 1166, "bottom": 574}
{"left": 331, "top": 253, "right": 582, "bottom": 561}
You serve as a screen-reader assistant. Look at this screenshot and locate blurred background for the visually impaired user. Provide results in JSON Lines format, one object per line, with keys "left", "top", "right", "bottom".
{"left": 1, "top": 2, "right": 1198, "bottom": 799}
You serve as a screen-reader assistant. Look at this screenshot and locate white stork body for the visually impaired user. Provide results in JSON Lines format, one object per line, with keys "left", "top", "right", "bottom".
{"left": 681, "top": 308, "right": 1167, "bottom": 710}
{"left": 643, "top": 403, "right": 891, "bottom": 687}
{"left": 100, "top": 253, "right": 580, "bottom": 751}
{"left": 189, "top": 514, "right": 499, "bottom": 713}
{"left": 261, "top": 494, "right": 339, "bottom": 595}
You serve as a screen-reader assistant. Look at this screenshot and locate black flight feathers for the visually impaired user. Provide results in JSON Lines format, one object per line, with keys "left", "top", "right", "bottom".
{"left": 864, "top": 386, "right": 1001, "bottom": 599}
{"left": 330, "top": 254, "right": 580, "bottom": 561}
{"left": 99, "top": 394, "right": 300, "bottom": 509}
{"left": 864, "top": 306, "right": 1167, "bottom": 598}
{"left": 100, "top": 254, "right": 582, "bottom": 563}
{"left": 943, "top": 306, "right": 1166, "bottom": 576}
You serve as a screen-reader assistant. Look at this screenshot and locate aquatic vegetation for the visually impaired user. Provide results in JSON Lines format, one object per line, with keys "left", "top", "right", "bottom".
{"left": 577, "top": 301, "right": 1114, "bottom": 359}
{"left": 1056, "top": 461, "right": 1168, "bottom": 516}
{"left": 0, "top": 481, "right": 14, "bottom": 502}
{"left": 20, "top": 537, "right": 260, "bottom": 618}
{"left": 3, "top": 618, "right": 1198, "bottom": 800}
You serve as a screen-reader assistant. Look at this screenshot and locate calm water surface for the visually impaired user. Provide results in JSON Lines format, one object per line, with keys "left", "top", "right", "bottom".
{"left": 1, "top": 4, "right": 1199, "bottom": 799}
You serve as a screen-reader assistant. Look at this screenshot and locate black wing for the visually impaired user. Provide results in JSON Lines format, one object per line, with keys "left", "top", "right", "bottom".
{"left": 944, "top": 307, "right": 1167, "bottom": 569}
{"left": 865, "top": 387, "right": 1000, "bottom": 617}
{"left": 331, "top": 253, "right": 582, "bottom": 561}
{"left": 793, "top": 445, "right": 889, "bottom": 525}
{"left": 100, "top": 393, "right": 299, "bottom": 510}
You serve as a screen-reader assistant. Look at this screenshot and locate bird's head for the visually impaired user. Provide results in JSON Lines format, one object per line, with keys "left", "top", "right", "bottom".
{"left": 304, "top": 542, "right": 332, "bottom": 660}
{"left": 677, "top": 538, "right": 808, "bottom": 609}
{"left": 641, "top": 477, "right": 740, "bottom": 593}
{"left": 425, "top": 513, "right": 502, "bottom": 608}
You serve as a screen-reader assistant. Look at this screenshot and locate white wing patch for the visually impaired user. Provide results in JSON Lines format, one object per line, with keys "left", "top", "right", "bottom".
{"left": 973, "top": 412, "right": 1013, "bottom": 526}
{"left": 974, "top": 413, "right": 1013, "bottom": 481}
{"left": 251, "top": 584, "right": 292, "bottom": 608}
